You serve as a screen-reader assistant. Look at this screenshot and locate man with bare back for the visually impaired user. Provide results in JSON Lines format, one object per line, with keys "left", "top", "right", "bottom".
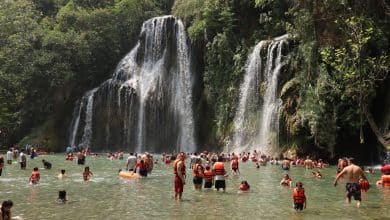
{"left": 334, "top": 158, "right": 366, "bottom": 207}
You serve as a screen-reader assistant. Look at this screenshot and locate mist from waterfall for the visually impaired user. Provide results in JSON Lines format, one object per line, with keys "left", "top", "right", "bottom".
{"left": 228, "top": 35, "right": 289, "bottom": 154}
{"left": 68, "top": 16, "right": 196, "bottom": 153}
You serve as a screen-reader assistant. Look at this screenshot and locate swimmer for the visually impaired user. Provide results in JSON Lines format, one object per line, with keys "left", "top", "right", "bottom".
{"left": 280, "top": 174, "right": 292, "bottom": 187}
{"left": 282, "top": 158, "right": 290, "bottom": 170}
{"left": 293, "top": 182, "right": 306, "bottom": 211}
{"left": 58, "top": 170, "right": 67, "bottom": 180}
{"left": 42, "top": 159, "right": 52, "bottom": 169}
{"left": 312, "top": 171, "right": 322, "bottom": 178}
{"left": 334, "top": 158, "right": 366, "bottom": 207}
{"left": 83, "top": 166, "right": 93, "bottom": 181}
{"left": 56, "top": 190, "right": 67, "bottom": 204}
{"left": 376, "top": 168, "right": 390, "bottom": 187}
{"left": 29, "top": 167, "right": 40, "bottom": 185}
{"left": 239, "top": 181, "right": 250, "bottom": 192}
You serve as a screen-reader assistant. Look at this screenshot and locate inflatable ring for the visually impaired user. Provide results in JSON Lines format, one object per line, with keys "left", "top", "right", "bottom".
{"left": 119, "top": 171, "right": 141, "bottom": 179}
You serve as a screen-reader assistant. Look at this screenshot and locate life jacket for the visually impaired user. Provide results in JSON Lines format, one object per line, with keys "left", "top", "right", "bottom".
{"left": 165, "top": 158, "right": 171, "bottom": 164}
{"left": 213, "top": 162, "right": 225, "bottom": 175}
{"left": 359, "top": 180, "right": 370, "bottom": 191}
{"left": 203, "top": 170, "right": 213, "bottom": 182}
{"left": 193, "top": 164, "right": 202, "bottom": 177}
{"left": 231, "top": 159, "right": 239, "bottom": 169}
{"left": 382, "top": 175, "right": 390, "bottom": 187}
{"left": 173, "top": 160, "right": 185, "bottom": 175}
{"left": 293, "top": 188, "right": 305, "bottom": 204}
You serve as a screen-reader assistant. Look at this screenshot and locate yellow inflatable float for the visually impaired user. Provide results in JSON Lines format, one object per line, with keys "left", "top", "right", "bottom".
{"left": 119, "top": 171, "right": 141, "bottom": 179}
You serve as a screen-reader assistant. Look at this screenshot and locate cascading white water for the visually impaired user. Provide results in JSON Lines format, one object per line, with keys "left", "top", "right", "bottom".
{"left": 68, "top": 16, "right": 196, "bottom": 153}
{"left": 229, "top": 35, "right": 289, "bottom": 154}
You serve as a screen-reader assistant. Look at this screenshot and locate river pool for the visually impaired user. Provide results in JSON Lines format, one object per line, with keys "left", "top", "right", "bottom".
{"left": 0, "top": 154, "right": 389, "bottom": 220}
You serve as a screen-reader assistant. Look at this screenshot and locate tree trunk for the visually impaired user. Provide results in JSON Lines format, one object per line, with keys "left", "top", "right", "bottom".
{"left": 363, "top": 104, "right": 390, "bottom": 147}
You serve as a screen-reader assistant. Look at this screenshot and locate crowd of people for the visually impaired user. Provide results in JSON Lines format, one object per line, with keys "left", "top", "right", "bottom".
{"left": 1, "top": 146, "right": 390, "bottom": 218}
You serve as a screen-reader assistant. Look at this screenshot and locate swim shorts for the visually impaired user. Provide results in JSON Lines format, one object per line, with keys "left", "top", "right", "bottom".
{"left": 346, "top": 182, "right": 361, "bottom": 201}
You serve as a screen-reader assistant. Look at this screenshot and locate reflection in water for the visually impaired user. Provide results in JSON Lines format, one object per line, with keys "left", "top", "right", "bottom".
{"left": 0, "top": 155, "right": 389, "bottom": 220}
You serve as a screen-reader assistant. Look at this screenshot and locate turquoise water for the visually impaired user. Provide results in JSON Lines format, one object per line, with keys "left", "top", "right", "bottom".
{"left": 1, "top": 155, "right": 389, "bottom": 220}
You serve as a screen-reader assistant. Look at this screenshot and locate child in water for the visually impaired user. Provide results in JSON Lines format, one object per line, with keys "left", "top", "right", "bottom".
{"left": 293, "top": 181, "right": 306, "bottom": 211}
{"left": 239, "top": 181, "right": 250, "bottom": 192}
{"left": 83, "top": 166, "right": 93, "bottom": 181}
{"left": 29, "top": 167, "right": 40, "bottom": 185}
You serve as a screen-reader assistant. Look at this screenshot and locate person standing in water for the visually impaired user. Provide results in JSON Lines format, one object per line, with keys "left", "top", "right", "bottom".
{"left": 173, "top": 152, "right": 186, "bottom": 200}
{"left": 58, "top": 170, "right": 68, "bottom": 180}
{"left": 192, "top": 158, "right": 204, "bottom": 191}
{"left": 19, "top": 150, "right": 27, "bottom": 170}
{"left": 293, "top": 182, "right": 306, "bottom": 211}
{"left": 334, "top": 158, "right": 367, "bottom": 207}
{"left": 83, "top": 166, "right": 93, "bottom": 181}
{"left": 213, "top": 156, "right": 227, "bottom": 192}
{"left": 29, "top": 167, "right": 40, "bottom": 185}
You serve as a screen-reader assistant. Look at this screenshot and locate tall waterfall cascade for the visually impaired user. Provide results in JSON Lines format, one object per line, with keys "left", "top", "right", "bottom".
{"left": 68, "top": 16, "right": 196, "bottom": 153}
{"left": 227, "top": 34, "right": 289, "bottom": 154}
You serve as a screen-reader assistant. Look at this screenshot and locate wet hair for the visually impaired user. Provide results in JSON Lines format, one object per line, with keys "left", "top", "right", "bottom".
{"left": 347, "top": 157, "right": 356, "bottom": 164}
{"left": 33, "top": 167, "right": 39, "bottom": 171}
{"left": 1, "top": 200, "right": 13, "bottom": 208}
{"left": 58, "top": 190, "right": 66, "bottom": 200}
{"left": 296, "top": 181, "right": 303, "bottom": 187}
{"left": 61, "top": 169, "right": 65, "bottom": 174}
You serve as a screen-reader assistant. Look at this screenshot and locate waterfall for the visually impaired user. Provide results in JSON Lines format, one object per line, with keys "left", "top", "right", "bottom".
{"left": 68, "top": 16, "right": 196, "bottom": 153}
{"left": 228, "top": 35, "right": 289, "bottom": 154}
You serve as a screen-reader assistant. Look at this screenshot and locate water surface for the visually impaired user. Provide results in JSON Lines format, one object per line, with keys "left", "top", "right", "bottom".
{"left": 1, "top": 155, "right": 389, "bottom": 220}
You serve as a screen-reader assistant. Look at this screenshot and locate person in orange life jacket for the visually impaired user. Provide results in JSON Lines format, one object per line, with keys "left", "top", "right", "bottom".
{"left": 213, "top": 156, "right": 226, "bottom": 192}
{"left": 174, "top": 153, "right": 186, "bottom": 200}
{"left": 231, "top": 157, "right": 239, "bottom": 174}
{"left": 203, "top": 165, "right": 214, "bottom": 189}
{"left": 293, "top": 181, "right": 306, "bottom": 211}
{"left": 192, "top": 158, "right": 204, "bottom": 190}
{"left": 29, "top": 167, "right": 40, "bottom": 184}
{"left": 136, "top": 160, "right": 148, "bottom": 177}
{"left": 239, "top": 181, "right": 250, "bottom": 192}
{"left": 376, "top": 168, "right": 390, "bottom": 187}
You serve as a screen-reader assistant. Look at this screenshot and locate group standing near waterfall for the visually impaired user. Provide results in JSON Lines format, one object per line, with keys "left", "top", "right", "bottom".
{"left": 1, "top": 147, "right": 390, "bottom": 218}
